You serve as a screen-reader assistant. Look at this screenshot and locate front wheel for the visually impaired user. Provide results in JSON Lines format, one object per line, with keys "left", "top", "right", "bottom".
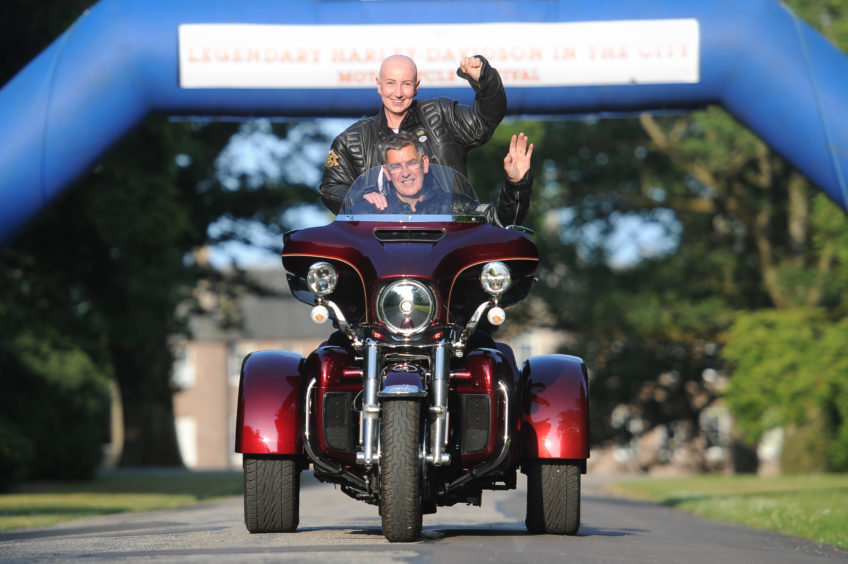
{"left": 525, "top": 461, "right": 581, "bottom": 535}
{"left": 380, "top": 399, "right": 422, "bottom": 542}
{"left": 243, "top": 455, "right": 300, "bottom": 533}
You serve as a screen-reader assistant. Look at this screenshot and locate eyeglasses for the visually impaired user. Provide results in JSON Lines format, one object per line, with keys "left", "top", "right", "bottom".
{"left": 385, "top": 160, "right": 422, "bottom": 174}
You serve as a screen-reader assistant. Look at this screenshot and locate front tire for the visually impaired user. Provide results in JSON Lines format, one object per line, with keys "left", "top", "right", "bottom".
{"left": 243, "top": 455, "right": 300, "bottom": 533}
{"left": 525, "top": 461, "right": 581, "bottom": 535}
{"left": 380, "top": 400, "right": 422, "bottom": 542}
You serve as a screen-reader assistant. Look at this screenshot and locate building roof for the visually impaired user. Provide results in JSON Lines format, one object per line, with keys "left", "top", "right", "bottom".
{"left": 188, "top": 269, "right": 331, "bottom": 341}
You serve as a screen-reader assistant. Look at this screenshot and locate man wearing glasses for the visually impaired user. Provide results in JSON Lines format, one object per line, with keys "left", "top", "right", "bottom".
{"left": 320, "top": 54, "right": 507, "bottom": 214}
{"left": 352, "top": 131, "right": 533, "bottom": 226}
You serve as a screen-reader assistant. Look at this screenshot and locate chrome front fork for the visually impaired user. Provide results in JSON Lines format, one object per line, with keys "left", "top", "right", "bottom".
{"left": 356, "top": 339, "right": 380, "bottom": 466}
{"left": 356, "top": 339, "right": 451, "bottom": 468}
{"left": 426, "top": 341, "right": 451, "bottom": 466}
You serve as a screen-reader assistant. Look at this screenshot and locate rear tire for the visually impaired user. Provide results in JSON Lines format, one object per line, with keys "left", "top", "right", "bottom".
{"left": 243, "top": 455, "right": 300, "bottom": 533}
{"left": 380, "top": 400, "right": 422, "bottom": 542}
{"left": 525, "top": 461, "right": 581, "bottom": 535}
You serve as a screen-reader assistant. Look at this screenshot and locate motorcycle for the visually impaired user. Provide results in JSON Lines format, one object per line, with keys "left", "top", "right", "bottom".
{"left": 235, "top": 164, "right": 590, "bottom": 542}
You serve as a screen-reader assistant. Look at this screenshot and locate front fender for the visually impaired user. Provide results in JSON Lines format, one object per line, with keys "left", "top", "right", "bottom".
{"left": 378, "top": 369, "right": 426, "bottom": 398}
{"left": 235, "top": 350, "right": 305, "bottom": 455}
{"left": 520, "top": 354, "right": 590, "bottom": 461}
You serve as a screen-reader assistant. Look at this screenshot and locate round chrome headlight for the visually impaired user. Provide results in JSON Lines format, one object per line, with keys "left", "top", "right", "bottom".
{"left": 377, "top": 279, "right": 436, "bottom": 337}
{"left": 306, "top": 262, "right": 337, "bottom": 296}
{"left": 480, "top": 262, "right": 511, "bottom": 296}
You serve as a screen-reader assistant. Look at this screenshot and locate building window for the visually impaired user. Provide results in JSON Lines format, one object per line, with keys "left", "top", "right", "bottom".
{"left": 176, "top": 415, "right": 198, "bottom": 468}
{"left": 172, "top": 347, "right": 196, "bottom": 390}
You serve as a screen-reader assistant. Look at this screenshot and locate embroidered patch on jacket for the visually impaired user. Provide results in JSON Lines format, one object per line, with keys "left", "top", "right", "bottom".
{"left": 325, "top": 149, "right": 340, "bottom": 168}
{"left": 416, "top": 129, "right": 428, "bottom": 143}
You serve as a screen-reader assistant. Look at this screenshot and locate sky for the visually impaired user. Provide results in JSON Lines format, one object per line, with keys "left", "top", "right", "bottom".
{"left": 207, "top": 118, "right": 348, "bottom": 269}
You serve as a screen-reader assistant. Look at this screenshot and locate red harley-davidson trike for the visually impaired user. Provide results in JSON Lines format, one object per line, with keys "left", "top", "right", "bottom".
{"left": 235, "top": 164, "right": 590, "bottom": 542}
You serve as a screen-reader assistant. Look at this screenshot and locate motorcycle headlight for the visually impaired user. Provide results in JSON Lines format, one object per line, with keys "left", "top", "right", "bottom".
{"left": 377, "top": 279, "right": 436, "bottom": 337}
{"left": 480, "top": 262, "right": 511, "bottom": 296}
{"left": 306, "top": 262, "right": 337, "bottom": 296}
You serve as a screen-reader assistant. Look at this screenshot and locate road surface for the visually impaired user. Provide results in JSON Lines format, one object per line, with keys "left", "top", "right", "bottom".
{"left": 1, "top": 473, "right": 846, "bottom": 563}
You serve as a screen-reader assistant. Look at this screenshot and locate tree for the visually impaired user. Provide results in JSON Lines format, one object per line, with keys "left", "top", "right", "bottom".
{"left": 464, "top": 1, "right": 848, "bottom": 472}
{"left": 1, "top": 3, "right": 327, "bottom": 470}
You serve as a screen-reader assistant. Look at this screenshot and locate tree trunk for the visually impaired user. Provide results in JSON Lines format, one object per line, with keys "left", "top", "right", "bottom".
{"left": 118, "top": 390, "right": 184, "bottom": 467}
{"left": 112, "top": 341, "right": 184, "bottom": 467}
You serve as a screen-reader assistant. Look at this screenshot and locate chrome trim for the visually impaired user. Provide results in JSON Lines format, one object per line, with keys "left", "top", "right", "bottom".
{"left": 324, "top": 300, "right": 362, "bottom": 350}
{"left": 425, "top": 341, "right": 451, "bottom": 466}
{"left": 376, "top": 279, "right": 436, "bottom": 337}
{"left": 303, "top": 377, "right": 367, "bottom": 489}
{"left": 306, "top": 261, "right": 337, "bottom": 296}
{"left": 377, "top": 384, "right": 426, "bottom": 397}
{"left": 452, "top": 300, "right": 493, "bottom": 355}
{"left": 356, "top": 340, "right": 380, "bottom": 466}
{"left": 336, "top": 214, "right": 485, "bottom": 223}
{"left": 505, "top": 224, "right": 535, "bottom": 235}
{"left": 441, "top": 380, "right": 511, "bottom": 494}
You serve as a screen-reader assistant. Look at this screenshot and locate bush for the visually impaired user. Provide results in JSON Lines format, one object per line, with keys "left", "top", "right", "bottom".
{"left": 722, "top": 309, "right": 848, "bottom": 472}
{"left": 0, "top": 342, "right": 111, "bottom": 491}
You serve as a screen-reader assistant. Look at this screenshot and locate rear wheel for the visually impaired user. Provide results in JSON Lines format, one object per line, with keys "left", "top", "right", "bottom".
{"left": 380, "top": 400, "right": 422, "bottom": 542}
{"left": 243, "top": 455, "right": 300, "bottom": 533}
{"left": 525, "top": 461, "right": 581, "bottom": 535}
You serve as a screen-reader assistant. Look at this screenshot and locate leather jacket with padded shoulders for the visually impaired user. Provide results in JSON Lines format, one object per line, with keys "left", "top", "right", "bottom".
{"left": 319, "top": 56, "right": 507, "bottom": 214}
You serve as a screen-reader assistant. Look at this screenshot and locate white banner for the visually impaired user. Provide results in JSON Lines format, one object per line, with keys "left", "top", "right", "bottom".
{"left": 178, "top": 20, "right": 699, "bottom": 89}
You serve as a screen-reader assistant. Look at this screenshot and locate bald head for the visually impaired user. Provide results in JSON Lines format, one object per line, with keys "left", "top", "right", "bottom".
{"left": 376, "top": 55, "right": 420, "bottom": 128}
{"left": 379, "top": 55, "right": 418, "bottom": 83}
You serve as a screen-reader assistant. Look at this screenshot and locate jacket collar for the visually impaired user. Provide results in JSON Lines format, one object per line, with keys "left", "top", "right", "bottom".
{"left": 377, "top": 100, "right": 421, "bottom": 136}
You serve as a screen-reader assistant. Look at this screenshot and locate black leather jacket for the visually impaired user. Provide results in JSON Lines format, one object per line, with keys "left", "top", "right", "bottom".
{"left": 320, "top": 56, "right": 507, "bottom": 214}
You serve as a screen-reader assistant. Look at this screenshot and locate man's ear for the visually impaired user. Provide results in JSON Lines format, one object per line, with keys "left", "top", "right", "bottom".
{"left": 413, "top": 79, "right": 420, "bottom": 96}
{"left": 383, "top": 165, "right": 392, "bottom": 181}
{"left": 421, "top": 155, "right": 430, "bottom": 174}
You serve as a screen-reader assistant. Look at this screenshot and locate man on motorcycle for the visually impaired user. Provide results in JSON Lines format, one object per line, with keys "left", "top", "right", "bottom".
{"left": 319, "top": 54, "right": 507, "bottom": 214}
{"left": 355, "top": 130, "right": 533, "bottom": 227}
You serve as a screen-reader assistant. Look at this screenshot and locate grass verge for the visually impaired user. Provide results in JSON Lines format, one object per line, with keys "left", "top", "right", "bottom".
{"left": 610, "top": 473, "right": 848, "bottom": 550}
{"left": 0, "top": 470, "right": 243, "bottom": 531}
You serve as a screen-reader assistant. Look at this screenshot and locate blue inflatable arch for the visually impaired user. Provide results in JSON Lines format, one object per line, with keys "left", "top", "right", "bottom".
{"left": 1, "top": 0, "right": 847, "bottom": 244}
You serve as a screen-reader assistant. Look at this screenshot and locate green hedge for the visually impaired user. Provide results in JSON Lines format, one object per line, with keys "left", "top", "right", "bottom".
{"left": 0, "top": 343, "right": 111, "bottom": 491}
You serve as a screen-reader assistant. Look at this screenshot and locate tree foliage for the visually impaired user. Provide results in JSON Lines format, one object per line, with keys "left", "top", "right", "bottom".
{"left": 0, "top": 2, "right": 327, "bottom": 481}
{"left": 467, "top": 0, "right": 848, "bottom": 472}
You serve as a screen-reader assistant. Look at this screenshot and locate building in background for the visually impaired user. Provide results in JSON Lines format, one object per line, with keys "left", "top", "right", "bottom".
{"left": 172, "top": 270, "right": 327, "bottom": 470}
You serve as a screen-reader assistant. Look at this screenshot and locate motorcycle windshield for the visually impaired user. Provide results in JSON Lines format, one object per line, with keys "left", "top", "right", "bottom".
{"left": 337, "top": 164, "right": 485, "bottom": 222}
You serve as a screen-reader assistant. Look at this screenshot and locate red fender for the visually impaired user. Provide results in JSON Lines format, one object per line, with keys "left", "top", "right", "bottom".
{"left": 520, "top": 354, "right": 590, "bottom": 461}
{"left": 235, "top": 350, "right": 304, "bottom": 454}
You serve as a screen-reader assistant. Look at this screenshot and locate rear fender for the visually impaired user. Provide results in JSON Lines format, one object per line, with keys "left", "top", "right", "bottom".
{"left": 520, "top": 354, "right": 590, "bottom": 461}
{"left": 235, "top": 350, "right": 305, "bottom": 455}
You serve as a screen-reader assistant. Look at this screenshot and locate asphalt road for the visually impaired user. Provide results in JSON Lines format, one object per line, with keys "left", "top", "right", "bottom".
{"left": 1, "top": 473, "right": 846, "bottom": 563}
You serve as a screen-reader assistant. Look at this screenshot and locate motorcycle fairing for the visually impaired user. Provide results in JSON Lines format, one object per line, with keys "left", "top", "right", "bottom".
{"left": 235, "top": 350, "right": 305, "bottom": 455}
{"left": 520, "top": 354, "right": 590, "bottom": 463}
{"left": 282, "top": 220, "right": 539, "bottom": 326}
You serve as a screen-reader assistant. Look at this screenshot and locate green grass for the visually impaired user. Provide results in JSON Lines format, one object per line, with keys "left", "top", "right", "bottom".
{"left": 610, "top": 474, "right": 848, "bottom": 550}
{"left": 0, "top": 470, "right": 243, "bottom": 531}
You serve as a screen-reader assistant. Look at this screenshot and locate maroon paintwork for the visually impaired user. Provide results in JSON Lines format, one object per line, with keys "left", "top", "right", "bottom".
{"left": 520, "top": 354, "right": 590, "bottom": 460}
{"left": 236, "top": 350, "right": 304, "bottom": 454}
{"left": 282, "top": 220, "right": 539, "bottom": 324}
{"left": 305, "top": 345, "right": 362, "bottom": 462}
{"left": 235, "top": 216, "right": 590, "bottom": 500}
{"left": 453, "top": 348, "right": 515, "bottom": 464}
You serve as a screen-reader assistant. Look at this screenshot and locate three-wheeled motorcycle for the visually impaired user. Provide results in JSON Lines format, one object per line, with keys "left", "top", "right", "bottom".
{"left": 235, "top": 165, "right": 589, "bottom": 542}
